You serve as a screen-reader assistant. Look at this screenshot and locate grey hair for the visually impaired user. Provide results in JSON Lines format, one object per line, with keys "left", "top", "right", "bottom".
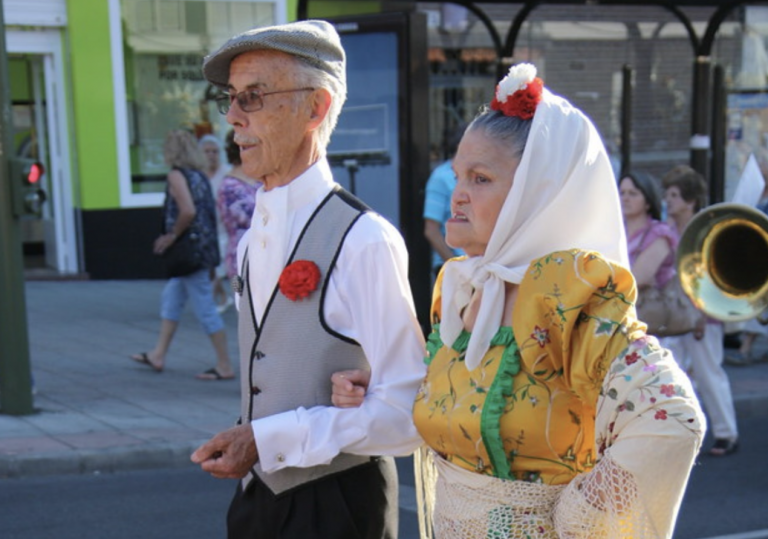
{"left": 467, "top": 106, "right": 532, "bottom": 160}
{"left": 291, "top": 57, "right": 347, "bottom": 151}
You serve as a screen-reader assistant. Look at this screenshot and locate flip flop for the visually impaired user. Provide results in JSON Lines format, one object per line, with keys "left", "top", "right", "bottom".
{"left": 196, "top": 368, "right": 235, "bottom": 381}
{"left": 130, "top": 352, "right": 163, "bottom": 373}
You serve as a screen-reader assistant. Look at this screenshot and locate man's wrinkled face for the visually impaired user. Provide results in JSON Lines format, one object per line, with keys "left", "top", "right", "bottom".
{"left": 225, "top": 50, "right": 314, "bottom": 189}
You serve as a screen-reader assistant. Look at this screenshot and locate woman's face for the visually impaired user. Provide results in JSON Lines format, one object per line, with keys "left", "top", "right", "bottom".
{"left": 202, "top": 142, "right": 220, "bottom": 171}
{"left": 447, "top": 127, "right": 520, "bottom": 257}
{"left": 619, "top": 177, "right": 649, "bottom": 219}
{"left": 664, "top": 185, "right": 695, "bottom": 219}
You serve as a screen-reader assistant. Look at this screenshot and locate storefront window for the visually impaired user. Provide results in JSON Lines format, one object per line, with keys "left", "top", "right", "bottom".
{"left": 120, "top": 0, "right": 280, "bottom": 194}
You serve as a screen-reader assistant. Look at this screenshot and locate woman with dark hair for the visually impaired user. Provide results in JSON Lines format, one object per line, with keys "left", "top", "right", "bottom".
{"left": 619, "top": 171, "right": 678, "bottom": 291}
{"left": 333, "top": 65, "right": 704, "bottom": 537}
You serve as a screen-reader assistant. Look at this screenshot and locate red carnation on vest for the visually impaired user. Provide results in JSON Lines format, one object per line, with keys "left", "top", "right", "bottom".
{"left": 278, "top": 260, "right": 321, "bottom": 301}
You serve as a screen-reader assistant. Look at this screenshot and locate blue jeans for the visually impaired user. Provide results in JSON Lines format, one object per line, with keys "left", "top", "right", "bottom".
{"left": 160, "top": 268, "right": 224, "bottom": 335}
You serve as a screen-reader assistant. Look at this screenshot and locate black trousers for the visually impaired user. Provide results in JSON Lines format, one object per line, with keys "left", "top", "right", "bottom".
{"left": 227, "top": 457, "right": 399, "bottom": 539}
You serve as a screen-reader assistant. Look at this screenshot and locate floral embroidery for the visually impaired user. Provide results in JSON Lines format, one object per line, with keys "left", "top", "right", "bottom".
{"left": 532, "top": 326, "right": 550, "bottom": 347}
{"left": 625, "top": 352, "right": 640, "bottom": 365}
{"left": 655, "top": 409, "right": 668, "bottom": 420}
{"left": 660, "top": 384, "right": 676, "bottom": 397}
{"left": 278, "top": 260, "right": 321, "bottom": 301}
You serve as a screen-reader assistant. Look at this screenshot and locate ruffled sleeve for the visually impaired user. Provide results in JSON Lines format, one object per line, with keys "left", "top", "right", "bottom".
{"left": 512, "top": 249, "right": 646, "bottom": 405}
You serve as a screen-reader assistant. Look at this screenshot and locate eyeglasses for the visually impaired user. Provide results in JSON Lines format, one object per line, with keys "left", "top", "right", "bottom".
{"left": 215, "top": 87, "right": 315, "bottom": 115}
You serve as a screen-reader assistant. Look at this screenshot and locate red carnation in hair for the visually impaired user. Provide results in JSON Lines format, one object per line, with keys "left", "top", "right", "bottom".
{"left": 490, "top": 77, "right": 543, "bottom": 120}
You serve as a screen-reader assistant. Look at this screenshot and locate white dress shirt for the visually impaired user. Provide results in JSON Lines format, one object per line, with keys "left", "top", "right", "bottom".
{"left": 236, "top": 158, "right": 426, "bottom": 472}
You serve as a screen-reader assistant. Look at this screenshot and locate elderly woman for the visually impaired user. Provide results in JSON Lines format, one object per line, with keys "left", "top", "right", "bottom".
{"left": 333, "top": 65, "right": 705, "bottom": 538}
{"left": 131, "top": 129, "right": 235, "bottom": 381}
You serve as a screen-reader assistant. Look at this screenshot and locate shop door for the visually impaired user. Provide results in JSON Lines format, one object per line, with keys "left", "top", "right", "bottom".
{"left": 7, "top": 30, "right": 77, "bottom": 275}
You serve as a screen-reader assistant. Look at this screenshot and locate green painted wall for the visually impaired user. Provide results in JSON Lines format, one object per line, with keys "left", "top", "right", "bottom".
{"left": 8, "top": 58, "right": 30, "bottom": 100}
{"left": 303, "top": 1, "right": 380, "bottom": 18}
{"left": 67, "top": 0, "right": 120, "bottom": 210}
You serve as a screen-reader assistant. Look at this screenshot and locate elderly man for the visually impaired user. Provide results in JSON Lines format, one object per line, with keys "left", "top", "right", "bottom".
{"left": 190, "top": 20, "right": 426, "bottom": 538}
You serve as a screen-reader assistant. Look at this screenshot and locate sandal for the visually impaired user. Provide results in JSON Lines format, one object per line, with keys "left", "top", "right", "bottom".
{"left": 709, "top": 438, "right": 739, "bottom": 457}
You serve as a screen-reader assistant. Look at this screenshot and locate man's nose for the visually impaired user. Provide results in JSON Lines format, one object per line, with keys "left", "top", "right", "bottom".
{"left": 226, "top": 102, "right": 245, "bottom": 126}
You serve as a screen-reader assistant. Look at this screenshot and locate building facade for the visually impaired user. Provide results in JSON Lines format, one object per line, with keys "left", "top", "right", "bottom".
{"left": 5, "top": 1, "right": 768, "bottom": 280}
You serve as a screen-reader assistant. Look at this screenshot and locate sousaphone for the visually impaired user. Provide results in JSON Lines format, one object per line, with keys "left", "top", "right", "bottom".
{"left": 677, "top": 202, "right": 768, "bottom": 322}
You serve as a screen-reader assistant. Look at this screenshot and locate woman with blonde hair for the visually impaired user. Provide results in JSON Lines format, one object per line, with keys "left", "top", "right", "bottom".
{"left": 130, "top": 129, "right": 235, "bottom": 381}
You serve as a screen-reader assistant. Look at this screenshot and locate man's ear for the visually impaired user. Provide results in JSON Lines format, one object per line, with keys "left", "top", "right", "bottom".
{"left": 308, "top": 88, "right": 332, "bottom": 131}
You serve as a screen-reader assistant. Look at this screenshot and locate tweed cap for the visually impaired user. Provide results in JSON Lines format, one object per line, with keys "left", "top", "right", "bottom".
{"left": 202, "top": 20, "right": 346, "bottom": 88}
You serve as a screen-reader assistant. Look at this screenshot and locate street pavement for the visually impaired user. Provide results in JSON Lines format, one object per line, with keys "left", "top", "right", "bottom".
{"left": 2, "top": 278, "right": 768, "bottom": 484}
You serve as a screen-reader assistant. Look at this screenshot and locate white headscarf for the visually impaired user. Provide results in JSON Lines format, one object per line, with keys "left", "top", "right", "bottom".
{"left": 440, "top": 86, "right": 629, "bottom": 371}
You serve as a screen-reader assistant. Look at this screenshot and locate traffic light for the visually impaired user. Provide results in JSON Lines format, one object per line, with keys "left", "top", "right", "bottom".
{"left": 8, "top": 156, "right": 46, "bottom": 216}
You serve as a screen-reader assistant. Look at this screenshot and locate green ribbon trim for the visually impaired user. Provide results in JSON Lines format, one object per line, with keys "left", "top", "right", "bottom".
{"left": 424, "top": 324, "right": 521, "bottom": 479}
{"left": 479, "top": 327, "right": 520, "bottom": 480}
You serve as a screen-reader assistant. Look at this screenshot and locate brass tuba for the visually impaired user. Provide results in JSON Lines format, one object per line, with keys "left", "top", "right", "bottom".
{"left": 677, "top": 202, "right": 768, "bottom": 322}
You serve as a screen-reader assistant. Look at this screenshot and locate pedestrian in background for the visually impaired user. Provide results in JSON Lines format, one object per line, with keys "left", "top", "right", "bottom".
{"left": 198, "top": 134, "right": 230, "bottom": 312}
{"left": 663, "top": 164, "right": 739, "bottom": 456}
{"left": 216, "top": 129, "right": 261, "bottom": 283}
{"left": 190, "top": 20, "right": 425, "bottom": 538}
{"left": 726, "top": 153, "right": 768, "bottom": 366}
{"left": 130, "top": 129, "right": 235, "bottom": 382}
{"left": 620, "top": 170, "right": 678, "bottom": 295}
{"left": 423, "top": 123, "right": 466, "bottom": 277}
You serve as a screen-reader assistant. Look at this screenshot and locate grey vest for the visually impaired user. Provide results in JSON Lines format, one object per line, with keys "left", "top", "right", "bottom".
{"left": 236, "top": 188, "right": 372, "bottom": 496}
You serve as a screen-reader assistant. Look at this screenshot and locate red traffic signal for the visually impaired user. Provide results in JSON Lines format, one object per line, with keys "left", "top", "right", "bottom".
{"left": 25, "top": 162, "right": 45, "bottom": 185}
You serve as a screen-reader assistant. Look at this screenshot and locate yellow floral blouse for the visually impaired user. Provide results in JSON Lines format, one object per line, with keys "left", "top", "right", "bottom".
{"left": 413, "top": 249, "right": 700, "bottom": 486}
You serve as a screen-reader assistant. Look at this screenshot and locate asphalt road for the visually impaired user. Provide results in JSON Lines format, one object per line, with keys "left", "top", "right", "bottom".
{"left": 0, "top": 416, "right": 766, "bottom": 539}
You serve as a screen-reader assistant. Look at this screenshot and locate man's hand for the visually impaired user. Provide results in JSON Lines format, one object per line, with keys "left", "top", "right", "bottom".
{"left": 331, "top": 369, "right": 370, "bottom": 408}
{"left": 190, "top": 424, "right": 258, "bottom": 479}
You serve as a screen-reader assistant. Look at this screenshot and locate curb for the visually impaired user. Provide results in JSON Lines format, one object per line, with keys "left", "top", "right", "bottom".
{"left": 0, "top": 440, "right": 206, "bottom": 479}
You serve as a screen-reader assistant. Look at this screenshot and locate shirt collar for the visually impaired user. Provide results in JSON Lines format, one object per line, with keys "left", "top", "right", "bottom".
{"left": 258, "top": 158, "right": 335, "bottom": 213}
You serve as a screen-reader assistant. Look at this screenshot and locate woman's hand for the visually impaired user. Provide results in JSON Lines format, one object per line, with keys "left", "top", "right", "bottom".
{"left": 153, "top": 232, "right": 177, "bottom": 255}
{"left": 331, "top": 369, "right": 370, "bottom": 408}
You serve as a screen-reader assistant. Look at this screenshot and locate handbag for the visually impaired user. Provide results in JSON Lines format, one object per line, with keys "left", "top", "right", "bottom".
{"left": 162, "top": 230, "right": 202, "bottom": 278}
{"left": 635, "top": 277, "right": 700, "bottom": 336}
{"left": 160, "top": 169, "right": 203, "bottom": 278}
{"left": 632, "top": 225, "right": 699, "bottom": 336}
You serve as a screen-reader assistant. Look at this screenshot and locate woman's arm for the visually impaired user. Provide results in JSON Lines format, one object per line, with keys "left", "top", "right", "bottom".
{"left": 631, "top": 237, "right": 671, "bottom": 288}
{"left": 553, "top": 339, "right": 705, "bottom": 538}
{"left": 154, "top": 169, "right": 197, "bottom": 255}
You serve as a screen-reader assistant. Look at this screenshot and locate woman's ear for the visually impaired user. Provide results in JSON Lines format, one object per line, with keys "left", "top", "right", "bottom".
{"left": 308, "top": 88, "right": 332, "bottom": 130}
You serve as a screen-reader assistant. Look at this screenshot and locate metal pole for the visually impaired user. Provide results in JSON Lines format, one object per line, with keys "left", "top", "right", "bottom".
{"left": 690, "top": 56, "right": 711, "bottom": 179}
{"left": 0, "top": 3, "right": 35, "bottom": 415}
{"left": 620, "top": 64, "right": 633, "bottom": 177}
{"left": 710, "top": 64, "right": 726, "bottom": 205}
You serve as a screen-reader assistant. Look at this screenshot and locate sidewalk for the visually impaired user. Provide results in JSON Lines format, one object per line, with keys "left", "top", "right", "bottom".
{"left": 1, "top": 280, "right": 240, "bottom": 478}
{"left": 1, "top": 279, "right": 768, "bottom": 479}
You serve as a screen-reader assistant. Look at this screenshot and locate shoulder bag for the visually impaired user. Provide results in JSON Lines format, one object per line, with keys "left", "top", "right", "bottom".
{"left": 632, "top": 225, "right": 700, "bottom": 337}
{"left": 161, "top": 169, "right": 203, "bottom": 278}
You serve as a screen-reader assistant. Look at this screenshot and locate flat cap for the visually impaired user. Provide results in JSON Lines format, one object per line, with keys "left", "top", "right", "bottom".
{"left": 202, "top": 20, "right": 346, "bottom": 88}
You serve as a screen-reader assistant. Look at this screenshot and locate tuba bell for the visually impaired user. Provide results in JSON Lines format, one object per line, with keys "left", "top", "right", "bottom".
{"left": 677, "top": 202, "right": 768, "bottom": 322}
